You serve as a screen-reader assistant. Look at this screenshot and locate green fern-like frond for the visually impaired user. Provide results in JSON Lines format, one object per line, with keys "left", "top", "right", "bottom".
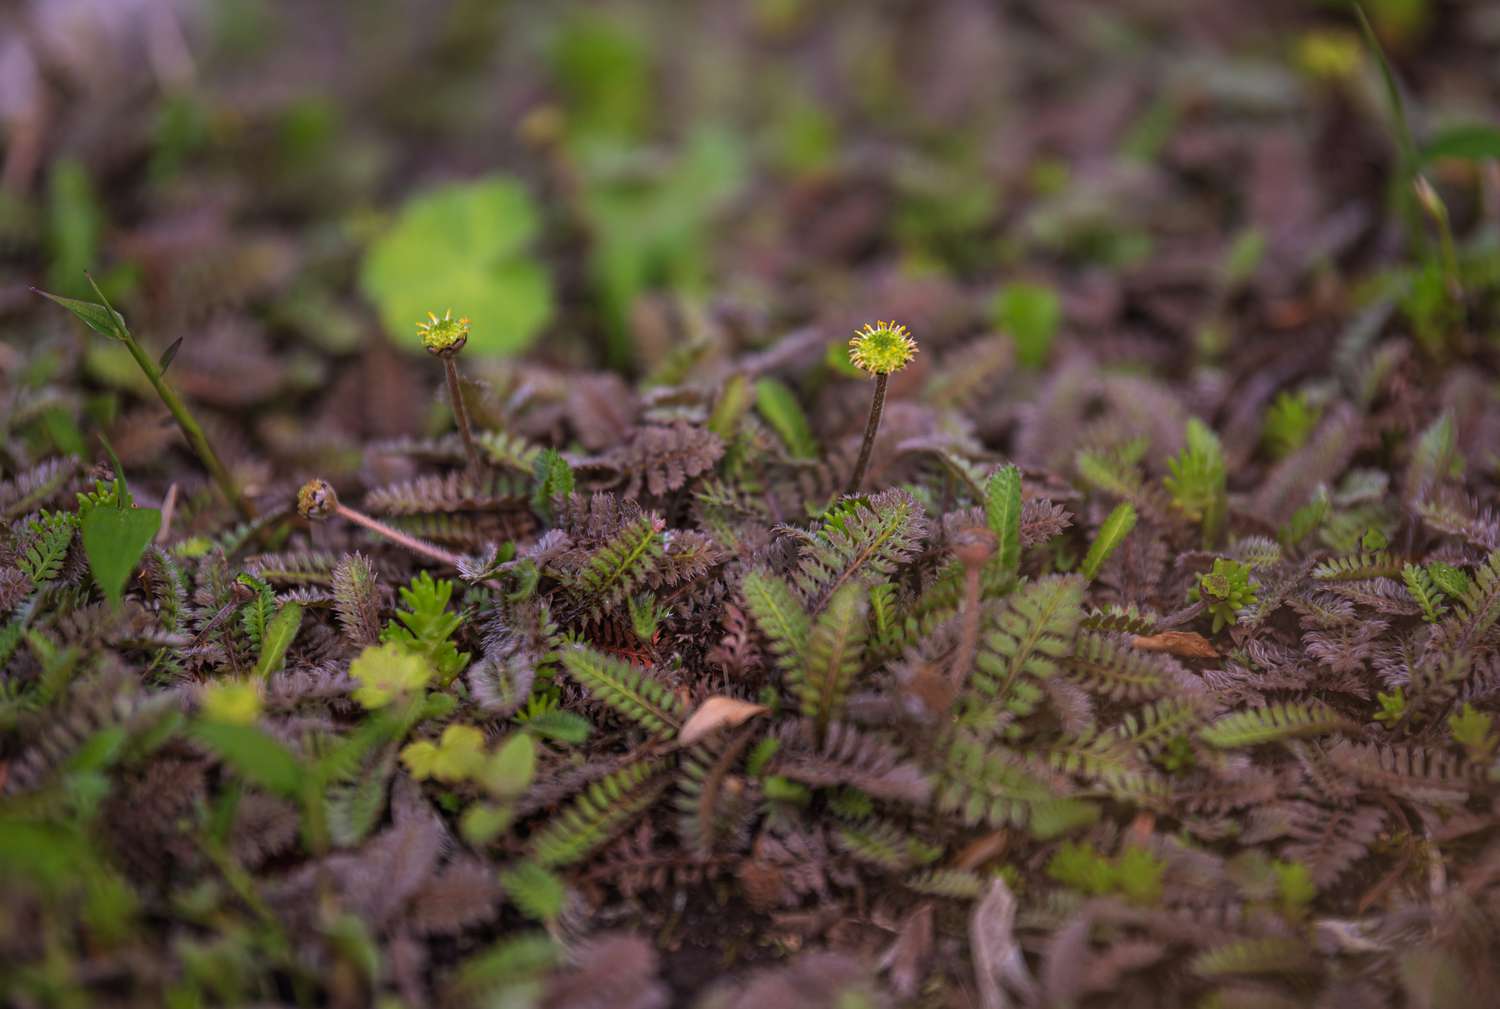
{"left": 1190, "top": 936, "right": 1319, "bottom": 978}
{"left": 792, "top": 583, "right": 868, "bottom": 736}
{"left": 983, "top": 464, "right": 1022, "bottom": 578}
{"left": 1312, "top": 551, "right": 1402, "bottom": 581}
{"left": 1079, "top": 605, "right": 1159, "bottom": 636}
{"left": 1062, "top": 630, "right": 1170, "bottom": 700}
{"left": 528, "top": 758, "right": 668, "bottom": 867}
{"left": 1039, "top": 729, "right": 1149, "bottom": 798}
{"left": 476, "top": 429, "right": 545, "bottom": 475}
{"left": 499, "top": 861, "right": 566, "bottom": 922}
{"left": 742, "top": 569, "right": 810, "bottom": 673}
{"left": 1164, "top": 418, "right": 1227, "bottom": 545}
{"left": 792, "top": 489, "right": 927, "bottom": 608}
{"left": 1115, "top": 697, "right": 1207, "bottom": 758}
{"left": 903, "top": 867, "right": 985, "bottom": 900}
{"left": 238, "top": 574, "right": 276, "bottom": 651}
{"left": 1199, "top": 702, "right": 1352, "bottom": 748}
{"left": 970, "top": 575, "right": 1086, "bottom": 718}
{"left": 1428, "top": 551, "right": 1500, "bottom": 660}
{"left": 1076, "top": 438, "right": 1150, "bottom": 505}
{"left": 559, "top": 645, "right": 686, "bottom": 737}
{"left": 1402, "top": 562, "right": 1446, "bottom": 623}
{"left": 935, "top": 734, "right": 1096, "bottom": 837}
{"left": 833, "top": 817, "right": 941, "bottom": 872}
{"left": 18, "top": 510, "right": 77, "bottom": 584}
{"left": 381, "top": 571, "right": 470, "bottom": 684}
{"left": 567, "top": 512, "right": 665, "bottom": 621}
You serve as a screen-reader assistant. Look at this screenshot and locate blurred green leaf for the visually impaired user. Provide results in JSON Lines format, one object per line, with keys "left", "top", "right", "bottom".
{"left": 191, "top": 721, "right": 303, "bottom": 796}
{"left": 755, "top": 377, "right": 817, "bottom": 458}
{"left": 992, "top": 282, "right": 1061, "bottom": 368}
{"left": 81, "top": 505, "right": 161, "bottom": 608}
{"left": 360, "top": 177, "right": 553, "bottom": 356}
{"left": 253, "top": 603, "right": 304, "bottom": 678}
{"left": 1420, "top": 124, "right": 1500, "bottom": 165}
{"left": 47, "top": 159, "right": 103, "bottom": 294}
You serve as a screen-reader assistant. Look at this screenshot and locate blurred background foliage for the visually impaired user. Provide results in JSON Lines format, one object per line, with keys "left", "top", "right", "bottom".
{"left": 0, "top": 0, "right": 1497, "bottom": 463}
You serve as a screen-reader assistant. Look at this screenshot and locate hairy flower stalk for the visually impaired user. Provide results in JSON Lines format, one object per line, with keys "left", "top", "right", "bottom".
{"left": 297, "top": 479, "right": 467, "bottom": 570}
{"left": 844, "top": 321, "right": 918, "bottom": 495}
{"left": 947, "top": 527, "right": 996, "bottom": 690}
{"left": 418, "top": 309, "right": 483, "bottom": 474}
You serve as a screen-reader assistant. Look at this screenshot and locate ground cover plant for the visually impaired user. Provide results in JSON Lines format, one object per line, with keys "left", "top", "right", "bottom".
{"left": 3, "top": 1, "right": 1500, "bottom": 1006}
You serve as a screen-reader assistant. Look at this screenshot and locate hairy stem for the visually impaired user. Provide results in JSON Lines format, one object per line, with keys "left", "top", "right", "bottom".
{"left": 947, "top": 564, "right": 984, "bottom": 690}
{"left": 845, "top": 373, "right": 888, "bottom": 496}
{"left": 335, "top": 503, "right": 468, "bottom": 570}
{"left": 120, "top": 332, "right": 255, "bottom": 521}
{"left": 443, "top": 356, "right": 483, "bottom": 474}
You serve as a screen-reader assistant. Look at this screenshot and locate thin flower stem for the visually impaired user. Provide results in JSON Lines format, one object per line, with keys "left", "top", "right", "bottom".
{"left": 119, "top": 331, "right": 255, "bottom": 521}
{"left": 844, "top": 373, "right": 888, "bottom": 496}
{"left": 444, "top": 356, "right": 483, "bottom": 474}
{"left": 335, "top": 503, "right": 468, "bottom": 570}
{"left": 947, "top": 563, "right": 984, "bottom": 690}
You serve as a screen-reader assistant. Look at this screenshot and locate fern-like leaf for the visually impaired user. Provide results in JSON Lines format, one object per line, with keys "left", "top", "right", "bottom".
{"left": 792, "top": 489, "right": 927, "bottom": 608}
{"left": 528, "top": 758, "right": 668, "bottom": 867}
{"left": 1199, "top": 702, "right": 1353, "bottom": 748}
{"left": 970, "top": 575, "right": 1086, "bottom": 718}
{"left": 559, "top": 645, "right": 686, "bottom": 738}
{"left": 791, "top": 583, "right": 868, "bottom": 737}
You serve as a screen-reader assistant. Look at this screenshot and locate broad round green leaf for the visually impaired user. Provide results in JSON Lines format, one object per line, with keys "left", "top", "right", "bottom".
{"left": 359, "top": 177, "right": 553, "bottom": 356}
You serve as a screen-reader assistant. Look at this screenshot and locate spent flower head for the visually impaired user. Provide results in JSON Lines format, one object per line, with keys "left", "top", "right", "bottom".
{"left": 297, "top": 479, "right": 338, "bottom": 521}
{"left": 848, "top": 320, "right": 918, "bottom": 376}
{"left": 417, "top": 308, "right": 471, "bottom": 356}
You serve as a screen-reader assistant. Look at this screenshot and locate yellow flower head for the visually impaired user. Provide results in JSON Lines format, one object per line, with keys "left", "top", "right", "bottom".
{"left": 1294, "top": 30, "right": 1362, "bottom": 81}
{"left": 848, "top": 320, "right": 918, "bottom": 376}
{"left": 349, "top": 642, "right": 432, "bottom": 709}
{"left": 417, "top": 309, "right": 471, "bottom": 356}
{"left": 201, "top": 679, "right": 263, "bottom": 725}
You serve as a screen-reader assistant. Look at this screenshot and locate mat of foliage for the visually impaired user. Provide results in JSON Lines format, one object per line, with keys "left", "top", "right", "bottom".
{"left": 4, "top": 2, "right": 1500, "bottom": 1008}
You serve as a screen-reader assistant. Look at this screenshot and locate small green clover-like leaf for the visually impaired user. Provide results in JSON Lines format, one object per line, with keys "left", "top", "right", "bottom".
{"left": 405, "top": 725, "right": 492, "bottom": 783}
{"left": 400, "top": 740, "right": 440, "bottom": 780}
{"left": 348, "top": 642, "right": 432, "bottom": 709}
{"left": 480, "top": 734, "right": 537, "bottom": 800}
{"left": 460, "top": 801, "right": 514, "bottom": 846}
{"left": 81, "top": 504, "right": 160, "bottom": 608}
{"left": 360, "top": 177, "right": 553, "bottom": 356}
{"left": 200, "top": 680, "right": 264, "bottom": 726}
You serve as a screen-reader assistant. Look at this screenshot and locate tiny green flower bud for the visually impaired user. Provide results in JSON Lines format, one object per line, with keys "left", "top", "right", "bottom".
{"left": 297, "top": 479, "right": 338, "bottom": 521}
{"left": 848, "top": 320, "right": 918, "bottom": 376}
{"left": 416, "top": 308, "right": 471, "bottom": 357}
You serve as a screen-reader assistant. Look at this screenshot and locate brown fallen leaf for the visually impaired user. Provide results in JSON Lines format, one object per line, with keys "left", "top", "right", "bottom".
{"left": 678, "top": 696, "right": 768, "bottom": 746}
{"left": 1130, "top": 631, "right": 1218, "bottom": 659}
